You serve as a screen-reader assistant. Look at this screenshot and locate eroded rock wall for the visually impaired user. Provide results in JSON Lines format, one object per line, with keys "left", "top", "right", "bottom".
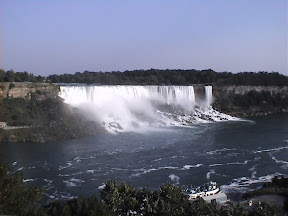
{"left": 0, "top": 82, "right": 59, "bottom": 99}
{"left": 213, "top": 86, "right": 288, "bottom": 96}
{"left": 212, "top": 85, "right": 288, "bottom": 116}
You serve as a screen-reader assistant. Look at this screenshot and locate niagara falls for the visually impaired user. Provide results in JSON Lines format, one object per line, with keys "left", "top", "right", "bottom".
{"left": 1, "top": 80, "right": 287, "bottom": 204}
{"left": 1, "top": 1, "right": 288, "bottom": 215}
{"left": 58, "top": 85, "right": 236, "bottom": 133}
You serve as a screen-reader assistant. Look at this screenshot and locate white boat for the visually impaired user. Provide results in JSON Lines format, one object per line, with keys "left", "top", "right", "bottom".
{"left": 185, "top": 181, "right": 220, "bottom": 200}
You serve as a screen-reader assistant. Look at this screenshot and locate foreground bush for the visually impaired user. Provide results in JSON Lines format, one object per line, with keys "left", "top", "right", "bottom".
{"left": 0, "top": 162, "right": 44, "bottom": 216}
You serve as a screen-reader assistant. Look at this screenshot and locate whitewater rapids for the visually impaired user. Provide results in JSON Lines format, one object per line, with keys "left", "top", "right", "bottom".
{"left": 59, "top": 85, "right": 237, "bottom": 133}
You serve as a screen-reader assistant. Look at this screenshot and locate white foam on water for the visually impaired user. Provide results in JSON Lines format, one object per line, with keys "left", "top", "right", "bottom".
{"left": 87, "top": 169, "right": 96, "bottom": 174}
{"left": 132, "top": 168, "right": 158, "bottom": 177}
{"left": 70, "top": 177, "right": 84, "bottom": 183}
{"left": 98, "top": 183, "right": 106, "bottom": 189}
{"left": 221, "top": 173, "right": 287, "bottom": 193}
{"left": 46, "top": 190, "right": 72, "bottom": 200}
{"left": 209, "top": 163, "right": 225, "bottom": 167}
{"left": 270, "top": 154, "right": 288, "bottom": 165}
{"left": 182, "top": 164, "right": 202, "bottom": 169}
{"left": 227, "top": 160, "right": 249, "bottom": 165}
{"left": 253, "top": 146, "right": 288, "bottom": 153}
{"left": 73, "top": 156, "right": 90, "bottom": 162}
{"left": 62, "top": 178, "right": 84, "bottom": 188}
{"left": 209, "top": 160, "right": 249, "bottom": 167}
{"left": 59, "top": 174, "right": 71, "bottom": 177}
{"left": 23, "top": 178, "right": 36, "bottom": 182}
{"left": 111, "top": 168, "right": 129, "bottom": 171}
{"left": 206, "top": 169, "right": 215, "bottom": 179}
{"left": 169, "top": 174, "right": 180, "bottom": 185}
{"left": 44, "top": 179, "right": 53, "bottom": 184}
{"left": 206, "top": 148, "right": 236, "bottom": 155}
{"left": 132, "top": 166, "right": 178, "bottom": 177}
{"left": 63, "top": 180, "right": 76, "bottom": 187}
{"left": 60, "top": 194, "right": 76, "bottom": 200}
{"left": 28, "top": 166, "right": 36, "bottom": 169}
{"left": 46, "top": 194, "right": 56, "bottom": 199}
{"left": 249, "top": 165, "right": 257, "bottom": 178}
{"left": 16, "top": 167, "right": 24, "bottom": 171}
{"left": 152, "top": 158, "right": 164, "bottom": 162}
{"left": 106, "top": 151, "right": 119, "bottom": 155}
{"left": 59, "top": 162, "right": 73, "bottom": 170}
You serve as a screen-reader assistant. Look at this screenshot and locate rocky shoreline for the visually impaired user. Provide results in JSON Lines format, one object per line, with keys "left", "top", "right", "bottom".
{"left": 219, "top": 108, "right": 288, "bottom": 118}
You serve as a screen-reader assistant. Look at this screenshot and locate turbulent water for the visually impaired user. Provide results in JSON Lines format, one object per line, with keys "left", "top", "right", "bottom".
{"left": 59, "top": 85, "right": 236, "bottom": 133}
{"left": 0, "top": 113, "right": 287, "bottom": 201}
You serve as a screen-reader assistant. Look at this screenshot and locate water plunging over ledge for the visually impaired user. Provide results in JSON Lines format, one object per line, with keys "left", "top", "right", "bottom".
{"left": 59, "top": 85, "right": 237, "bottom": 133}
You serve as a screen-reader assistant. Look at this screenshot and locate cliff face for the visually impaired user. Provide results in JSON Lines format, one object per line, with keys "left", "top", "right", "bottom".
{"left": 213, "top": 86, "right": 288, "bottom": 117}
{"left": 213, "top": 86, "right": 288, "bottom": 96}
{"left": 0, "top": 82, "right": 59, "bottom": 99}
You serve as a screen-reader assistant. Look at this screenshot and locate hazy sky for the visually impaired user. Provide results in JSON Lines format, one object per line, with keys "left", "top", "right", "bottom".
{"left": 1, "top": 0, "right": 287, "bottom": 76}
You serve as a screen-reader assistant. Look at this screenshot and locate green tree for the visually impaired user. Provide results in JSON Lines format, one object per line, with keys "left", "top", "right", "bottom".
{"left": 0, "top": 161, "right": 45, "bottom": 216}
{"left": 45, "top": 196, "right": 115, "bottom": 216}
{"left": 5, "top": 70, "right": 15, "bottom": 82}
{"left": 0, "top": 69, "right": 5, "bottom": 81}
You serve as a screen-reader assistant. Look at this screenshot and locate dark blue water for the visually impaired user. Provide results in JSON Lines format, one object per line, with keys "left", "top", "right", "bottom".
{"left": 0, "top": 113, "right": 287, "bottom": 201}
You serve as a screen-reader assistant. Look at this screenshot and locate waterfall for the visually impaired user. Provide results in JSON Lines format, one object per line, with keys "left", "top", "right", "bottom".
{"left": 59, "top": 85, "right": 235, "bottom": 133}
{"left": 205, "top": 85, "right": 213, "bottom": 107}
{"left": 59, "top": 85, "right": 196, "bottom": 112}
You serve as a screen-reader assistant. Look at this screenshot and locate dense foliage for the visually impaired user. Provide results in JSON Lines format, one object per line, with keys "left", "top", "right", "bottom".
{"left": 47, "top": 69, "right": 288, "bottom": 86}
{"left": 0, "top": 69, "right": 45, "bottom": 83}
{"left": 0, "top": 161, "right": 285, "bottom": 216}
{"left": 44, "top": 197, "right": 115, "bottom": 216}
{"left": 0, "top": 162, "right": 44, "bottom": 215}
{"left": 0, "top": 93, "right": 103, "bottom": 142}
{"left": 1, "top": 68, "right": 287, "bottom": 86}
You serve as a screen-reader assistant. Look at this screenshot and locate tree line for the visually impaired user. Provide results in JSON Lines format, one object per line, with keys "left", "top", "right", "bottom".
{"left": 0, "top": 69, "right": 45, "bottom": 83}
{"left": 1, "top": 68, "right": 287, "bottom": 86}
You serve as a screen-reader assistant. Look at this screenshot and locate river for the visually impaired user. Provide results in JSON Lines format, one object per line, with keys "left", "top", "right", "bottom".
{"left": 0, "top": 113, "right": 287, "bottom": 201}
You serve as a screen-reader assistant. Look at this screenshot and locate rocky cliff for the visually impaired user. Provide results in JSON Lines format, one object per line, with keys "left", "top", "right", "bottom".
{"left": 213, "top": 86, "right": 288, "bottom": 96}
{"left": 0, "top": 82, "right": 59, "bottom": 99}
{"left": 213, "top": 86, "right": 288, "bottom": 117}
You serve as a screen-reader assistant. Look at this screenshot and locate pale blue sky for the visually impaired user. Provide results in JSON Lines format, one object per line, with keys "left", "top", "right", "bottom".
{"left": 1, "top": 0, "right": 287, "bottom": 75}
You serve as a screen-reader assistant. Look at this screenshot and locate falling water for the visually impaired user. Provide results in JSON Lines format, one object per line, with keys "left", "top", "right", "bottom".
{"left": 59, "top": 85, "right": 235, "bottom": 132}
{"left": 59, "top": 85, "right": 196, "bottom": 110}
{"left": 205, "top": 85, "right": 213, "bottom": 107}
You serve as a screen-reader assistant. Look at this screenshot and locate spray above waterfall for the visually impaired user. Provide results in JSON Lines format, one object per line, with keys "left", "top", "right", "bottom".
{"left": 59, "top": 85, "right": 236, "bottom": 133}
